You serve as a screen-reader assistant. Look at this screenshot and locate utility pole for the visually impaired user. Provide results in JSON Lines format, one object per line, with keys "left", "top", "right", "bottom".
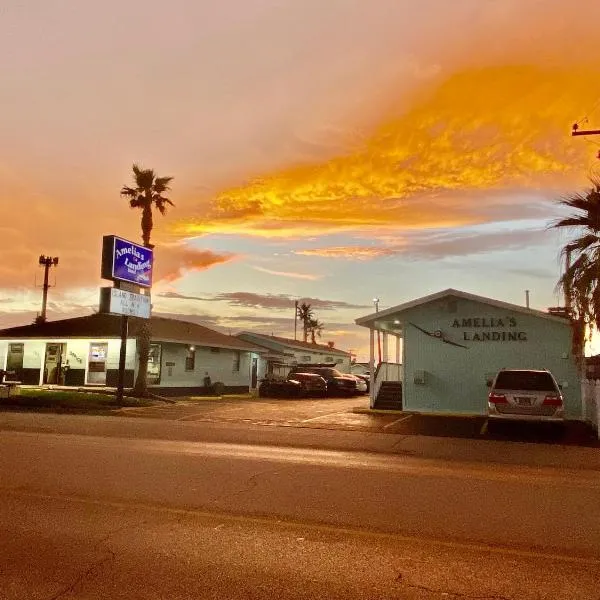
{"left": 37, "top": 255, "right": 59, "bottom": 323}
{"left": 294, "top": 300, "right": 298, "bottom": 341}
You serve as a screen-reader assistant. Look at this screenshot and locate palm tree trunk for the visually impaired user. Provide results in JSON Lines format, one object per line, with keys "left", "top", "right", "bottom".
{"left": 133, "top": 207, "right": 153, "bottom": 396}
{"left": 141, "top": 203, "right": 153, "bottom": 248}
{"left": 133, "top": 320, "right": 151, "bottom": 396}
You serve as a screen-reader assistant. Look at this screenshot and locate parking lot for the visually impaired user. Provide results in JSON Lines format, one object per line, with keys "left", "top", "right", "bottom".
{"left": 118, "top": 395, "right": 600, "bottom": 447}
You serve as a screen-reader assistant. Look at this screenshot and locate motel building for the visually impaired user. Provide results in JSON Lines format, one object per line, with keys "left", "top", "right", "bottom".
{"left": 0, "top": 314, "right": 266, "bottom": 395}
{"left": 236, "top": 332, "right": 352, "bottom": 380}
{"left": 356, "top": 289, "right": 582, "bottom": 418}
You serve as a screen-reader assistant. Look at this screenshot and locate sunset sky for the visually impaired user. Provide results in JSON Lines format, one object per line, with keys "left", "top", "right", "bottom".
{"left": 2, "top": 0, "right": 600, "bottom": 359}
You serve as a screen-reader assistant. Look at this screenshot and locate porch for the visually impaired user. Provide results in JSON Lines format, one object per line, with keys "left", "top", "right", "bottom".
{"left": 365, "top": 322, "right": 404, "bottom": 410}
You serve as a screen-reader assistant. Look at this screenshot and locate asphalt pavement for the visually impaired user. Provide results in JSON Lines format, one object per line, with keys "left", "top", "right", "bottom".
{"left": 1, "top": 414, "right": 599, "bottom": 598}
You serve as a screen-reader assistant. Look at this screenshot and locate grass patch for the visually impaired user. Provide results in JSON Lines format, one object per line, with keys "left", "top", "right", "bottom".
{"left": 2, "top": 388, "right": 154, "bottom": 411}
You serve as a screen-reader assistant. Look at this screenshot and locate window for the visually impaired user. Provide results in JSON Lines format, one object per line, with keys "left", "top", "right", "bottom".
{"left": 325, "top": 355, "right": 335, "bottom": 363}
{"left": 185, "top": 346, "right": 196, "bottom": 371}
{"left": 494, "top": 371, "right": 557, "bottom": 392}
{"left": 233, "top": 351, "right": 241, "bottom": 372}
{"left": 301, "top": 355, "right": 311, "bottom": 362}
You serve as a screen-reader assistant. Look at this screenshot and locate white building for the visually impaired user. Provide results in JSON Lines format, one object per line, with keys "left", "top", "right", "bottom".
{"left": 236, "top": 332, "right": 352, "bottom": 380}
{"left": 0, "top": 314, "right": 264, "bottom": 395}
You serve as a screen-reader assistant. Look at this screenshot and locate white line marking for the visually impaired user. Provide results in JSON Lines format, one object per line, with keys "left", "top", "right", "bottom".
{"left": 384, "top": 415, "right": 413, "bottom": 430}
{"left": 300, "top": 412, "right": 347, "bottom": 423}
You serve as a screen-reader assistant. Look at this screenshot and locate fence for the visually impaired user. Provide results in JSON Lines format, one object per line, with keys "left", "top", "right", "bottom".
{"left": 581, "top": 380, "right": 600, "bottom": 438}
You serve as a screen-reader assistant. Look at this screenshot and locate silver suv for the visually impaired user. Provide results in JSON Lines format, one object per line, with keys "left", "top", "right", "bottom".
{"left": 488, "top": 369, "right": 564, "bottom": 422}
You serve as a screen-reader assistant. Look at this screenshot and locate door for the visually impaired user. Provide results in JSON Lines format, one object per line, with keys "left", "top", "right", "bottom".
{"left": 87, "top": 343, "right": 108, "bottom": 385}
{"left": 44, "top": 343, "right": 65, "bottom": 384}
{"left": 6, "top": 343, "right": 24, "bottom": 381}
{"left": 147, "top": 344, "right": 162, "bottom": 385}
{"left": 251, "top": 357, "right": 258, "bottom": 388}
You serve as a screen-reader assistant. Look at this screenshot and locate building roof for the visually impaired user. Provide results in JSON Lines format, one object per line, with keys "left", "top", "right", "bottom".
{"left": 0, "top": 314, "right": 263, "bottom": 352}
{"left": 355, "top": 288, "right": 570, "bottom": 329}
{"left": 237, "top": 331, "right": 350, "bottom": 356}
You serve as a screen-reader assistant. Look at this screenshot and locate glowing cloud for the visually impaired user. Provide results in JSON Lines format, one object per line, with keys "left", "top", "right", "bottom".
{"left": 181, "top": 64, "right": 600, "bottom": 238}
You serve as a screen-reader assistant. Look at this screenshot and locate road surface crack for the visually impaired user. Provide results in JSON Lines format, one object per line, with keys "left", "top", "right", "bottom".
{"left": 397, "top": 573, "right": 512, "bottom": 600}
{"left": 231, "top": 469, "right": 279, "bottom": 497}
{"left": 47, "top": 520, "right": 146, "bottom": 600}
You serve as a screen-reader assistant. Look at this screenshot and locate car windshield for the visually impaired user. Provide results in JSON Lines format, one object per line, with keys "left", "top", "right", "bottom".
{"left": 494, "top": 371, "right": 557, "bottom": 392}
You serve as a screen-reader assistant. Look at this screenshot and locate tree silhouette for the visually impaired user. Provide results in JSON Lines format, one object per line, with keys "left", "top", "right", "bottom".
{"left": 121, "top": 164, "right": 174, "bottom": 395}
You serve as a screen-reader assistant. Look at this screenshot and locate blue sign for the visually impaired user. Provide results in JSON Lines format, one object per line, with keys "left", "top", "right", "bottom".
{"left": 101, "top": 235, "right": 153, "bottom": 288}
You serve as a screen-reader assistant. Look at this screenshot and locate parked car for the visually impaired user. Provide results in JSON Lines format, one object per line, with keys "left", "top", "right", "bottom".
{"left": 353, "top": 374, "right": 370, "bottom": 393}
{"left": 259, "top": 372, "right": 327, "bottom": 398}
{"left": 258, "top": 378, "right": 304, "bottom": 398}
{"left": 487, "top": 369, "right": 565, "bottom": 422}
{"left": 287, "top": 372, "right": 328, "bottom": 397}
{"left": 288, "top": 367, "right": 357, "bottom": 397}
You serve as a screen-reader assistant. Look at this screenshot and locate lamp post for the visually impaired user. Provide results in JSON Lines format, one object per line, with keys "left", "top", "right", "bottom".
{"left": 37, "top": 255, "right": 59, "bottom": 324}
{"left": 373, "top": 297, "right": 382, "bottom": 364}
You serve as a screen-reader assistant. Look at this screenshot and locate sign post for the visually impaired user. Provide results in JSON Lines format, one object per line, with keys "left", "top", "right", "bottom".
{"left": 99, "top": 236, "right": 153, "bottom": 402}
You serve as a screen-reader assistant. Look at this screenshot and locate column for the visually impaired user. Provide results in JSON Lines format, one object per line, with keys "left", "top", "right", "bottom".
{"left": 383, "top": 332, "right": 389, "bottom": 363}
{"left": 369, "top": 328, "right": 375, "bottom": 408}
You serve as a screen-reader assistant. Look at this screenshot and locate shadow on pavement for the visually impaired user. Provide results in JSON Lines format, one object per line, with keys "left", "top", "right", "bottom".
{"left": 391, "top": 414, "right": 599, "bottom": 447}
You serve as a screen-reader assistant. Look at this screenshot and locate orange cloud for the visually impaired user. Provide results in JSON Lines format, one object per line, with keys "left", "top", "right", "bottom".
{"left": 180, "top": 63, "right": 600, "bottom": 238}
{"left": 154, "top": 245, "right": 235, "bottom": 282}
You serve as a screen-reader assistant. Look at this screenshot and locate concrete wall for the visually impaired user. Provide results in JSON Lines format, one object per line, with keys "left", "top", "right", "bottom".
{"left": 401, "top": 296, "right": 581, "bottom": 418}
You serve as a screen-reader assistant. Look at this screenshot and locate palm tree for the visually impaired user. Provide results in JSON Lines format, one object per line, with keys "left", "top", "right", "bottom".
{"left": 121, "top": 164, "right": 174, "bottom": 395}
{"left": 121, "top": 164, "right": 174, "bottom": 247}
{"left": 307, "top": 318, "right": 324, "bottom": 344}
{"left": 296, "top": 302, "right": 313, "bottom": 342}
{"left": 553, "top": 177, "right": 600, "bottom": 362}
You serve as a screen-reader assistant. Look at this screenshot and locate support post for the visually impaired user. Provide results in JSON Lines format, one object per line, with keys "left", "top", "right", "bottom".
{"left": 396, "top": 335, "right": 401, "bottom": 363}
{"left": 117, "top": 315, "right": 128, "bottom": 403}
{"left": 369, "top": 328, "right": 375, "bottom": 408}
{"left": 383, "top": 332, "right": 389, "bottom": 362}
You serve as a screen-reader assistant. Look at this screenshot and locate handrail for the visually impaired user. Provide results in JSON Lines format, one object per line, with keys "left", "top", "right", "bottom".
{"left": 373, "top": 362, "right": 403, "bottom": 404}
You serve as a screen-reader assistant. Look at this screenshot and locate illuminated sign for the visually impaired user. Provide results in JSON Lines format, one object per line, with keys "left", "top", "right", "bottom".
{"left": 101, "top": 235, "right": 153, "bottom": 288}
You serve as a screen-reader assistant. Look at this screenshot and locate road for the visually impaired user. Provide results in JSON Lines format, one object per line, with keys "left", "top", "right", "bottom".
{"left": 1, "top": 417, "right": 599, "bottom": 598}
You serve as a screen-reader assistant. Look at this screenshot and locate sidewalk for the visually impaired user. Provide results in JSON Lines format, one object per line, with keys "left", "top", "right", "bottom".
{"left": 0, "top": 410, "right": 598, "bottom": 472}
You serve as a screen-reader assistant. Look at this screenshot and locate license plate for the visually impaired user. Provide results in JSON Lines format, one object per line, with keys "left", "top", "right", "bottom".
{"left": 516, "top": 397, "right": 532, "bottom": 406}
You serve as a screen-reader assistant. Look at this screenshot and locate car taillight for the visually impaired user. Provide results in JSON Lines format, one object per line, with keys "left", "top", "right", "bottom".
{"left": 543, "top": 394, "right": 563, "bottom": 406}
{"left": 488, "top": 392, "right": 507, "bottom": 404}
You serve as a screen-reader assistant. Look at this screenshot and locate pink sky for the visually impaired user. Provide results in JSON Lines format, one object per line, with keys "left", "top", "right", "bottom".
{"left": 2, "top": 0, "right": 600, "bottom": 357}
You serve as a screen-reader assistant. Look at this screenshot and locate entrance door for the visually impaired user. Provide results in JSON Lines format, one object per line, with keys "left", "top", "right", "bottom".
{"left": 251, "top": 357, "right": 258, "bottom": 388}
{"left": 87, "top": 343, "right": 108, "bottom": 385}
{"left": 44, "top": 343, "right": 66, "bottom": 384}
{"left": 6, "top": 343, "right": 24, "bottom": 380}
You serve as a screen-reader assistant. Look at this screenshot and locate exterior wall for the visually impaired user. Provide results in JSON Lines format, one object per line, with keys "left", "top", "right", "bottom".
{"left": 154, "top": 343, "right": 251, "bottom": 390}
{"left": 401, "top": 297, "right": 581, "bottom": 418}
{"left": 351, "top": 363, "right": 370, "bottom": 375}
{"left": 0, "top": 338, "right": 137, "bottom": 386}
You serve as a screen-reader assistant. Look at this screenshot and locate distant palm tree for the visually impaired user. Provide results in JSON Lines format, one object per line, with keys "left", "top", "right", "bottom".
{"left": 553, "top": 177, "right": 600, "bottom": 361}
{"left": 307, "top": 318, "right": 324, "bottom": 344}
{"left": 296, "top": 302, "right": 314, "bottom": 342}
{"left": 121, "top": 164, "right": 174, "bottom": 396}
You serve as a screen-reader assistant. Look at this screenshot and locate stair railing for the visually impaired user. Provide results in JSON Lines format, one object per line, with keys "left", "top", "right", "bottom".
{"left": 373, "top": 362, "right": 403, "bottom": 404}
